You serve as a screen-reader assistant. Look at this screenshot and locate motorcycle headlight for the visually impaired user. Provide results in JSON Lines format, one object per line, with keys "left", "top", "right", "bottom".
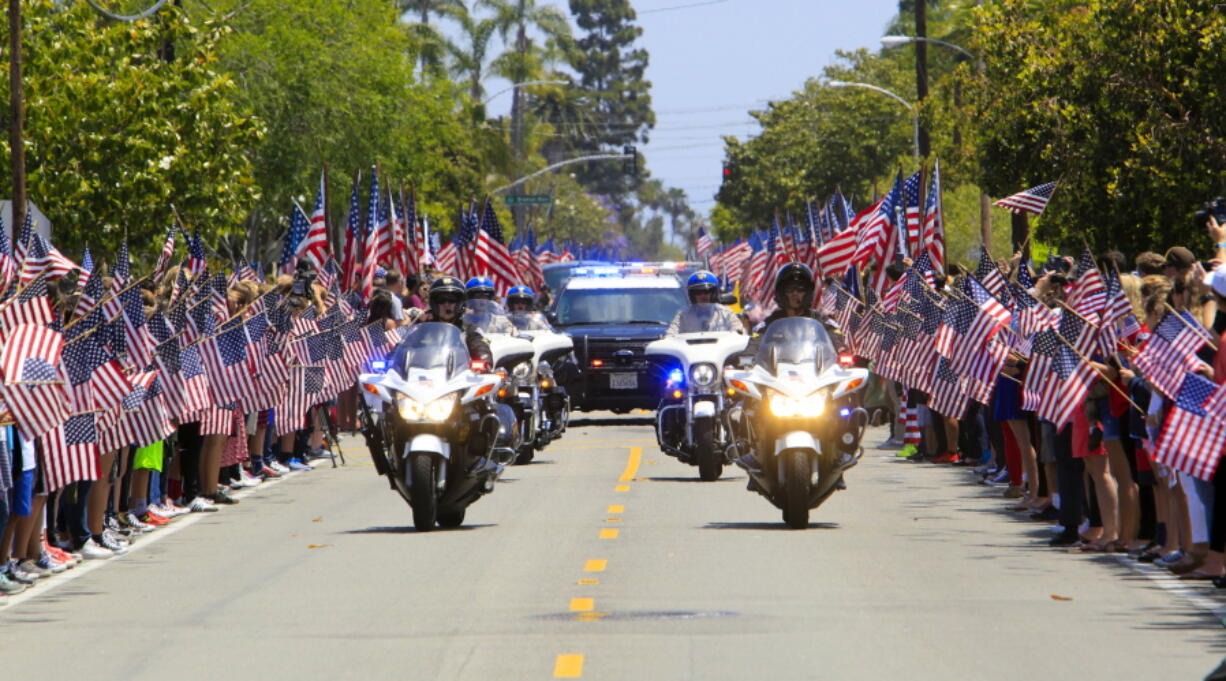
{"left": 396, "top": 394, "right": 457, "bottom": 422}
{"left": 768, "top": 389, "right": 828, "bottom": 418}
{"left": 690, "top": 363, "right": 717, "bottom": 387}
{"left": 512, "top": 362, "right": 532, "bottom": 379}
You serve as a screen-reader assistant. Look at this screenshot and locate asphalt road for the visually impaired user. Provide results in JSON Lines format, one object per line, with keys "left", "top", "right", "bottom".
{"left": 3, "top": 414, "right": 1224, "bottom": 680}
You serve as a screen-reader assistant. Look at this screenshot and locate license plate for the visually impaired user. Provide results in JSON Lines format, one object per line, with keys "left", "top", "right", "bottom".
{"left": 610, "top": 373, "right": 637, "bottom": 390}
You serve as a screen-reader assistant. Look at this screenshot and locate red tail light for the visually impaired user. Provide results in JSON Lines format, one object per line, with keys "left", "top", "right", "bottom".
{"left": 838, "top": 353, "right": 855, "bottom": 368}
{"left": 591, "top": 359, "right": 604, "bottom": 367}
{"left": 470, "top": 359, "right": 488, "bottom": 372}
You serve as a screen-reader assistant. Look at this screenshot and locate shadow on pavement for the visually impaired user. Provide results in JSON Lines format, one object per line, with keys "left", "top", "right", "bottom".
{"left": 645, "top": 475, "right": 744, "bottom": 483}
{"left": 340, "top": 524, "right": 496, "bottom": 535}
{"left": 569, "top": 417, "right": 654, "bottom": 428}
{"left": 703, "top": 521, "right": 840, "bottom": 531}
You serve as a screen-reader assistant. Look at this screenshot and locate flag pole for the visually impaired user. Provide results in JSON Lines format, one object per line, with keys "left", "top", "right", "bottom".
{"left": 1163, "top": 302, "right": 1219, "bottom": 350}
{"left": 1048, "top": 327, "right": 1144, "bottom": 412}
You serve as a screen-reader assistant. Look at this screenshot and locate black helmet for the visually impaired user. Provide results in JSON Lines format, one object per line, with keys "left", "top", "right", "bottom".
{"left": 429, "top": 276, "right": 467, "bottom": 318}
{"left": 686, "top": 270, "right": 719, "bottom": 304}
{"left": 774, "top": 262, "right": 815, "bottom": 310}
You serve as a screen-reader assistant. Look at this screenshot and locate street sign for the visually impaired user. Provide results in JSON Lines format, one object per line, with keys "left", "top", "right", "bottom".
{"left": 504, "top": 194, "right": 552, "bottom": 206}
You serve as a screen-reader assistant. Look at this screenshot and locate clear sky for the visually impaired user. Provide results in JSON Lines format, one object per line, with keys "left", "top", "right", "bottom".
{"left": 479, "top": 0, "right": 903, "bottom": 222}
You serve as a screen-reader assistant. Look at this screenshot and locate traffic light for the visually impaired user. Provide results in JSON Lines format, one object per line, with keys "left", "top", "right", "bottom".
{"left": 623, "top": 145, "right": 637, "bottom": 177}
{"left": 722, "top": 163, "right": 731, "bottom": 182}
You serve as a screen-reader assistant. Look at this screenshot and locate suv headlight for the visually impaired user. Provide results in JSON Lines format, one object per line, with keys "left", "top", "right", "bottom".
{"left": 396, "top": 394, "right": 458, "bottom": 422}
{"left": 690, "top": 363, "right": 717, "bottom": 387}
{"left": 768, "top": 388, "right": 828, "bottom": 418}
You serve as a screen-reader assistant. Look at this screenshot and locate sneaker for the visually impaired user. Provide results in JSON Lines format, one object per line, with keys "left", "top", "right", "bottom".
{"left": 236, "top": 470, "right": 262, "bottom": 487}
{"left": 879, "top": 438, "right": 905, "bottom": 450}
{"left": 189, "top": 496, "right": 219, "bottom": 513}
{"left": 17, "top": 558, "right": 51, "bottom": 578}
{"left": 45, "top": 545, "right": 77, "bottom": 568}
{"left": 931, "top": 452, "right": 961, "bottom": 464}
{"left": 1049, "top": 530, "right": 1083, "bottom": 547}
{"left": 100, "top": 530, "right": 130, "bottom": 554}
{"left": 210, "top": 490, "right": 240, "bottom": 505}
{"left": 34, "top": 553, "right": 67, "bottom": 574}
{"left": 286, "top": 458, "right": 311, "bottom": 472}
{"left": 6, "top": 561, "right": 35, "bottom": 584}
{"left": 305, "top": 447, "right": 329, "bottom": 461}
{"left": 152, "top": 502, "right": 188, "bottom": 518}
{"left": 988, "top": 468, "right": 1011, "bottom": 485}
{"left": 141, "top": 511, "right": 170, "bottom": 527}
{"left": 0, "top": 571, "right": 25, "bottom": 595}
{"left": 122, "top": 512, "right": 155, "bottom": 533}
{"left": 259, "top": 466, "right": 283, "bottom": 480}
{"left": 227, "top": 478, "right": 245, "bottom": 491}
{"left": 79, "top": 538, "right": 114, "bottom": 560}
{"left": 1155, "top": 550, "right": 1187, "bottom": 569}
{"left": 269, "top": 461, "right": 290, "bottom": 474}
{"left": 897, "top": 443, "right": 918, "bottom": 459}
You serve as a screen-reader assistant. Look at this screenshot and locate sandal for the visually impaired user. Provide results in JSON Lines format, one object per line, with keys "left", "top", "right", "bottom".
{"left": 1079, "top": 540, "right": 1114, "bottom": 553}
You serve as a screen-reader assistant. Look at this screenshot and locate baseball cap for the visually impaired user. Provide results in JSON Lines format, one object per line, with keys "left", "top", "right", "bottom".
{"left": 1205, "top": 264, "right": 1226, "bottom": 297}
{"left": 1164, "top": 246, "right": 1196, "bottom": 270}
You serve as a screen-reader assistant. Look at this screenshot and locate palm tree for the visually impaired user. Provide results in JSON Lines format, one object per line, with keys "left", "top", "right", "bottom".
{"left": 395, "top": 0, "right": 466, "bottom": 73}
{"left": 442, "top": 3, "right": 499, "bottom": 101}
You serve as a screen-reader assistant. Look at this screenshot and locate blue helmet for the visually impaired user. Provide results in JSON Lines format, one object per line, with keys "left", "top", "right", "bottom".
{"left": 686, "top": 270, "right": 719, "bottom": 303}
{"left": 465, "top": 276, "right": 495, "bottom": 300}
{"left": 506, "top": 285, "right": 535, "bottom": 308}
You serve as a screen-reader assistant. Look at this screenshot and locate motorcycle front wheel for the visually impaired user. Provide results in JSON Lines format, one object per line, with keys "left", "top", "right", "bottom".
{"left": 409, "top": 454, "right": 438, "bottom": 532}
{"left": 781, "top": 450, "right": 810, "bottom": 529}
{"left": 695, "top": 418, "right": 722, "bottom": 482}
{"left": 437, "top": 509, "right": 466, "bottom": 528}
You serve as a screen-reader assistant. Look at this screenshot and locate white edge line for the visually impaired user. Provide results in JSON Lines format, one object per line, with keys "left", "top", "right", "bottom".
{"left": 0, "top": 467, "right": 311, "bottom": 613}
{"left": 1111, "top": 554, "right": 1226, "bottom": 626}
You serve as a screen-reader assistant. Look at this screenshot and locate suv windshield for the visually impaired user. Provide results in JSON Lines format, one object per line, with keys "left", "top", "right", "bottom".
{"left": 555, "top": 286, "right": 687, "bottom": 326}
{"left": 390, "top": 322, "right": 470, "bottom": 379}
{"left": 755, "top": 317, "right": 837, "bottom": 373}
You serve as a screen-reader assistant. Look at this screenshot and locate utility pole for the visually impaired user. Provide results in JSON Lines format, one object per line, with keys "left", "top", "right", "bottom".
{"left": 914, "top": 0, "right": 930, "bottom": 159}
{"left": 8, "top": 0, "right": 24, "bottom": 239}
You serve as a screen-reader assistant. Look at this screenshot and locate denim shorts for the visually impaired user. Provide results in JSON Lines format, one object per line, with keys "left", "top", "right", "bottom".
{"left": 1100, "top": 408, "right": 1123, "bottom": 441}
{"left": 8, "top": 468, "right": 34, "bottom": 517}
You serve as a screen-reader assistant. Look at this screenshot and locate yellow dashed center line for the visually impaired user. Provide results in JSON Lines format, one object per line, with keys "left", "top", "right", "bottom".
{"left": 614, "top": 484, "right": 630, "bottom": 492}
{"left": 605, "top": 517, "right": 621, "bottom": 522}
{"left": 554, "top": 654, "right": 584, "bottom": 678}
{"left": 618, "top": 446, "right": 643, "bottom": 482}
{"left": 578, "top": 578, "right": 599, "bottom": 585}
{"left": 607, "top": 505, "right": 624, "bottom": 513}
{"left": 583, "top": 559, "right": 607, "bottom": 572}
{"left": 599, "top": 528, "right": 619, "bottom": 539}
{"left": 569, "top": 597, "right": 595, "bottom": 612}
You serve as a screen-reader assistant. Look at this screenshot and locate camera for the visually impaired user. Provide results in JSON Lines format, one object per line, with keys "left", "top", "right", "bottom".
{"left": 1042, "top": 254, "right": 1071, "bottom": 274}
{"left": 1195, "top": 196, "right": 1226, "bottom": 228}
{"left": 291, "top": 260, "right": 317, "bottom": 297}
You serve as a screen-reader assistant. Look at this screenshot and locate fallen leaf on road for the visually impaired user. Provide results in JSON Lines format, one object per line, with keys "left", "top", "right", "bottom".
{"left": 312, "top": 517, "right": 322, "bottom": 522}
{"left": 1050, "top": 594, "right": 1073, "bottom": 601}
{"left": 307, "top": 544, "right": 331, "bottom": 549}
{"left": 290, "top": 533, "right": 299, "bottom": 537}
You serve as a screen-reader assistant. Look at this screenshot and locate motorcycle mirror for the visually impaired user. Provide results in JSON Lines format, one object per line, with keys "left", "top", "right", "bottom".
{"left": 719, "top": 292, "right": 738, "bottom": 306}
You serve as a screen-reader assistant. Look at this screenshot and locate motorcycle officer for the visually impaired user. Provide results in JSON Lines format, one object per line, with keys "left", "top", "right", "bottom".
{"left": 505, "top": 285, "right": 535, "bottom": 313}
{"left": 666, "top": 270, "right": 744, "bottom": 337}
{"left": 413, "top": 276, "right": 493, "bottom": 366}
{"left": 466, "top": 276, "right": 496, "bottom": 302}
{"left": 750, "top": 262, "right": 846, "bottom": 351}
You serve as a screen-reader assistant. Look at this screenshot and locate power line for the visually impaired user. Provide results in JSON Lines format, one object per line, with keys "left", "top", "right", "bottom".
{"left": 639, "top": 0, "right": 730, "bottom": 14}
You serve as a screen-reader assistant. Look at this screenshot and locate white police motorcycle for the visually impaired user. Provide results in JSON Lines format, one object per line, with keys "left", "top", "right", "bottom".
{"left": 647, "top": 303, "right": 748, "bottom": 481}
{"left": 358, "top": 322, "right": 509, "bottom": 532}
{"left": 725, "top": 317, "right": 869, "bottom": 528}
{"left": 508, "top": 310, "right": 574, "bottom": 460}
{"left": 463, "top": 300, "right": 539, "bottom": 463}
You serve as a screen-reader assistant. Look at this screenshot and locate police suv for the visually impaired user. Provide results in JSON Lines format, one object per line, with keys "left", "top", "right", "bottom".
{"left": 549, "top": 265, "right": 688, "bottom": 413}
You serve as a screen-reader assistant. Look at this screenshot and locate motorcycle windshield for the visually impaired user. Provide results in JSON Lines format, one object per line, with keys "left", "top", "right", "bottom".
{"left": 674, "top": 303, "right": 741, "bottom": 333}
{"left": 390, "top": 322, "right": 470, "bottom": 379}
{"left": 509, "top": 311, "right": 553, "bottom": 332}
{"left": 755, "top": 317, "right": 837, "bottom": 374}
{"left": 464, "top": 299, "right": 517, "bottom": 335}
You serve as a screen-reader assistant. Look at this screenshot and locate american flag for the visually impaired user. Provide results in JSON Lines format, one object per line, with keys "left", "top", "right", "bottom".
{"left": 696, "top": 226, "right": 714, "bottom": 258}
{"left": 973, "top": 249, "right": 1008, "bottom": 301}
{"left": 62, "top": 313, "right": 131, "bottom": 413}
{"left": 186, "top": 230, "right": 207, "bottom": 278}
{"left": 152, "top": 223, "right": 177, "bottom": 283}
{"left": 75, "top": 247, "right": 94, "bottom": 298}
{"left": 1154, "top": 371, "right": 1226, "bottom": 481}
{"left": 1035, "top": 331, "right": 1096, "bottom": 428}
{"left": 200, "top": 320, "right": 258, "bottom": 406}
{"left": 0, "top": 275, "right": 53, "bottom": 331}
{"left": 1022, "top": 328, "right": 1059, "bottom": 411}
{"left": 934, "top": 296, "right": 976, "bottom": 362}
{"left": 921, "top": 160, "right": 944, "bottom": 272}
{"left": 101, "top": 240, "right": 131, "bottom": 322}
{"left": 0, "top": 214, "right": 15, "bottom": 290}
{"left": 0, "top": 323, "right": 68, "bottom": 440}
{"left": 994, "top": 181, "right": 1057, "bottom": 215}
{"left": 1066, "top": 249, "right": 1106, "bottom": 321}
{"left": 964, "top": 338, "right": 1010, "bottom": 406}
{"left": 209, "top": 273, "right": 229, "bottom": 323}
{"left": 279, "top": 203, "right": 312, "bottom": 276}
{"left": 828, "top": 188, "right": 853, "bottom": 234}
{"left": 1132, "top": 311, "right": 1207, "bottom": 399}
{"left": 278, "top": 365, "right": 326, "bottom": 437}
{"left": 902, "top": 170, "right": 923, "bottom": 258}
{"left": 476, "top": 199, "right": 519, "bottom": 296}
{"left": 853, "top": 184, "right": 896, "bottom": 271}
{"left": 107, "top": 370, "right": 173, "bottom": 451}
{"left": 435, "top": 239, "right": 458, "bottom": 276}
{"left": 118, "top": 286, "right": 155, "bottom": 370}
{"left": 929, "top": 355, "right": 969, "bottom": 420}
{"left": 39, "top": 414, "right": 99, "bottom": 493}
{"left": 296, "top": 170, "right": 330, "bottom": 269}
{"left": 745, "top": 232, "right": 771, "bottom": 306}
{"left": 816, "top": 216, "right": 859, "bottom": 280}
{"left": 388, "top": 191, "right": 408, "bottom": 275}
{"left": 12, "top": 208, "right": 32, "bottom": 265}
{"left": 19, "top": 232, "right": 78, "bottom": 284}
{"left": 516, "top": 228, "right": 545, "bottom": 291}
{"left": 721, "top": 239, "right": 752, "bottom": 283}
{"left": 341, "top": 172, "right": 363, "bottom": 291}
